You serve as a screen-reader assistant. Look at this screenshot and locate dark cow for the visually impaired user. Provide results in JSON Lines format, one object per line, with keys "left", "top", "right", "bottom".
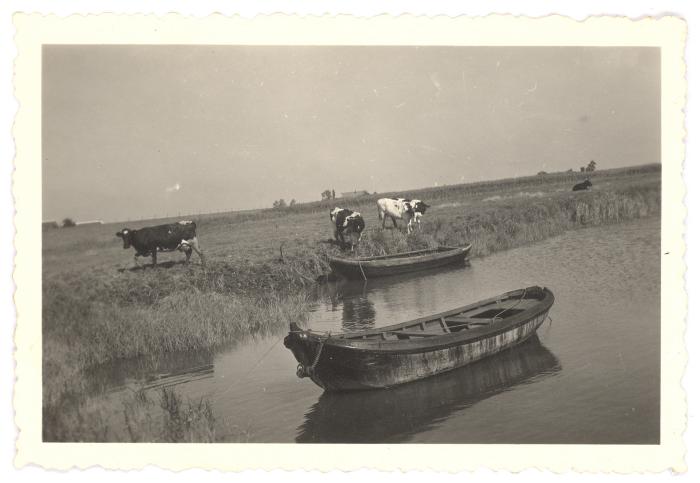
{"left": 572, "top": 179, "right": 593, "bottom": 191}
{"left": 330, "top": 207, "right": 365, "bottom": 251}
{"left": 115, "top": 220, "right": 205, "bottom": 267}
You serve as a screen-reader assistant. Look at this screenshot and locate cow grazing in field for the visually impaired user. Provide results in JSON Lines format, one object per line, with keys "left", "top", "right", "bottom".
{"left": 330, "top": 208, "right": 365, "bottom": 251}
{"left": 115, "top": 220, "right": 205, "bottom": 267}
{"left": 377, "top": 197, "right": 430, "bottom": 234}
{"left": 572, "top": 179, "right": 593, "bottom": 191}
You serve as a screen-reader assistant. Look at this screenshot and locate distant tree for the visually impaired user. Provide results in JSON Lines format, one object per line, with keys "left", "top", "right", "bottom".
{"left": 321, "top": 189, "right": 332, "bottom": 201}
{"left": 580, "top": 167, "right": 585, "bottom": 172}
{"left": 272, "top": 199, "right": 287, "bottom": 209}
{"left": 289, "top": 199, "right": 297, "bottom": 207}
{"left": 537, "top": 171, "right": 547, "bottom": 176}
{"left": 586, "top": 160, "right": 597, "bottom": 172}
{"left": 566, "top": 168, "right": 574, "bottom": 172}
{"left": 62, "top": 217, "right": 76, "bottom": 228}
{"left": 332, "top": 189, "right": 336, "bottom": 199}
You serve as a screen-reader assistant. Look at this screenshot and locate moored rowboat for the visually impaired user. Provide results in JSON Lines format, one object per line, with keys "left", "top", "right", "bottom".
{"left": 284, "top": 286, "right": 555, "bottom": 391}
{"left": 328, "top": 245, "right": 471, "bottom": 279}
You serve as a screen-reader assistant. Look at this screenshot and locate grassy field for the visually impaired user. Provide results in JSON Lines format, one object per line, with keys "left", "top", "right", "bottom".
{"left": 42, "top": 164, "right": 661, "bottom": 441}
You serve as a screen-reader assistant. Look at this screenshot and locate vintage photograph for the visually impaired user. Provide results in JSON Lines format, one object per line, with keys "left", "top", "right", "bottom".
{"left": 12, "top": 13, "right": 686, "bottom": 472}
{"left": 40, "top": 43, "right": 662, "bottom": 444}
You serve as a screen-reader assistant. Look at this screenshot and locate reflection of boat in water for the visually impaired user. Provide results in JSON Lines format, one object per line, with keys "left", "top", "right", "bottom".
{"left": 313, "top": 262, "right": 473, "bottom": 332}
{"left": 296, "top": 335, "right": 560, "bottom": 443}
{"left": 320, "top": 279, "right": 377, "bottom": 331}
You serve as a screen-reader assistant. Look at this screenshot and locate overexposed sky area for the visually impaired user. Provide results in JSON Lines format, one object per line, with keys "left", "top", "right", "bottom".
{"left": 42, "top": 46, "right": 659, "bottom": 222}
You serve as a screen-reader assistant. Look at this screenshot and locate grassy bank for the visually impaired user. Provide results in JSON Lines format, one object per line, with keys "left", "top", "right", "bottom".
{"left": 354, "top": 180, "right": 660, "bottom": 257}
{"left": 42, "top": 166, "right": 661, "bottom": 441}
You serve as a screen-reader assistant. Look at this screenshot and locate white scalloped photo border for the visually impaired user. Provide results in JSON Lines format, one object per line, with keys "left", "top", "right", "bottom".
{"left": 11, "top": 13, "right": 687, "bottom": 472}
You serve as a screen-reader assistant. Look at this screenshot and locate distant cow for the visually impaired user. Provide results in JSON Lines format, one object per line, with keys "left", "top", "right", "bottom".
{"left": 116, "top": 220, "right": 205, "bottom": 267}
{"left": 572, "top": 179, "right": 593, "bottom": 191}
{"left": 330, "top": 208, "right": 365, "bottom": 251}
{"left": 377, "top": 197, "right": 430, "bottom": 233}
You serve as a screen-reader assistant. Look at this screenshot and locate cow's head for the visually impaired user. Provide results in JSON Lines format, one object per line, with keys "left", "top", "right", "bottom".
{"left": 344, "top": 213, "right": 365, "bottom": 251}
{"left": 584, "top": 179, "right": 592, "bottom": 188}
{"left": 330, "top": 207, "right": 342, "bottom": 222}
{"left": 115, "top": 228, "right": 133, "bottom": 249}
{"left": 411, "top": 200, "right": 430, "bottom": 215}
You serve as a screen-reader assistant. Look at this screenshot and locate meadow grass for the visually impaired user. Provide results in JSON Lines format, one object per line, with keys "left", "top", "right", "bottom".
{"left": 42, "top": 165, "right": 661, "bottom": 441}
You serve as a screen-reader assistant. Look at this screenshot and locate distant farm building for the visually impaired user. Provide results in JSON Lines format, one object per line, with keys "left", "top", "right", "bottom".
{"left": 42, "top": 220, "right": 59, "bottom": 231}
{"left": 76, "top": 220, "right": 104, "bottom": 227}
{"left": 340, "top": 190, "right": 370, "bottom": 198}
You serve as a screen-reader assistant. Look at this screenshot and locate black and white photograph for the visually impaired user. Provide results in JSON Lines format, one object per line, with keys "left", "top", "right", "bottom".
{"left": 9, "top": 12, "right": 687, "bottom": 474}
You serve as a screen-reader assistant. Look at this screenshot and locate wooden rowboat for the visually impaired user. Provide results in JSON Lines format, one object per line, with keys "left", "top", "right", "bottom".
{"left": 328, "top": 245, "right": 471, "bottom": 279}
{"left": 284, "top": 286, "right": 554, "bottom": 391}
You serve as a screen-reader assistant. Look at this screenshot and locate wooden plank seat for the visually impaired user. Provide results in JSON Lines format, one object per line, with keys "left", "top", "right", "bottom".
{"left": 444, "top": 315, "right": 492, "bottom": 330}
{"left": 387, "top": 330, "right": 439, "bottom": 338}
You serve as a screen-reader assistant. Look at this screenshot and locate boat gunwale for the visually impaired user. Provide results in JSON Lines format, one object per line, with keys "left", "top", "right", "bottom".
{"left": 328, "top": 245, "right": 471, "bottom": 266}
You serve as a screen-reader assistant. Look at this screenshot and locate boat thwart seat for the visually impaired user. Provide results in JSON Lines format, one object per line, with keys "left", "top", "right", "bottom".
{"left": 388, "top": 330, "right": 439, "bottom": 339}
{"left": 444, "top": 314, "right": 493, "bottom": 331}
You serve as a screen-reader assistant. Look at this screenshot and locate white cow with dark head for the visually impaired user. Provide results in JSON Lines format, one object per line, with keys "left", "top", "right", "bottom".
{"left": 377, "top": 198, "right": 430, "bottom": 234}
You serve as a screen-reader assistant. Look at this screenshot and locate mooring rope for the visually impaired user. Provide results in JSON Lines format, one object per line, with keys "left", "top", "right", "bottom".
{"left": 212, "top": 334, "right": 286, "bottom": 399}
{"left": 490, "top": 287, "right": 529, "bottom": 323}
{"left": 308, "top": 335, "right": 328, "bottom": 375}
{"left": 357, "top": 259, "right": 367, "bottom": 281}
{"left": 296, "top": 332, "right": 330, "bottom": 377}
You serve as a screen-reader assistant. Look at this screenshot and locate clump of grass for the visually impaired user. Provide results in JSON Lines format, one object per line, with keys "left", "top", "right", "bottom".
{"left": 44, "top": 387, "right": 217, "bottom": 442}
{"left": 352, "top": 227, "right": 436, "bottom": 257}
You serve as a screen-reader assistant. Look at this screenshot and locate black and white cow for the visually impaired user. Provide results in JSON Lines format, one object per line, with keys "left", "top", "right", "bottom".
{"left": 116, "top": 220, "right": 205, "bottom": 267}
{"left": 330, "top": 208, "right": 365, "bottom": 251}
{"left": 572, "top": 179, "right": 593, "bottom": 191}
{"left": 377, "top": 197, "right": 430, "bottom": 233}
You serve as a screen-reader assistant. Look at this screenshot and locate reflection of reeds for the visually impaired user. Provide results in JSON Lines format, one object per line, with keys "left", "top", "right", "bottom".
{"left": 44, "top": 387, "right": 219, "bottom": 442}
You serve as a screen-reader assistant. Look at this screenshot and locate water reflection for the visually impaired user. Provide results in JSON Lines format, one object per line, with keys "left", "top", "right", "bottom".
{"left": 86, "top": 350, "right": 215, "bottom": 396}
{"left": 314, "top": 263, "right": 471, "bottom": 332}
{"left": 296, "top": 335, "right": 560, "bottom": 443}
{"left": 319, "top": 279, "right": 377, "bottom": 331}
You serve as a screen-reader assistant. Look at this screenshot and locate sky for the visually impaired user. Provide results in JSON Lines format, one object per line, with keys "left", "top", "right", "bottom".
{"left": 42, "top": 46, "right": 660, "bottom": 223}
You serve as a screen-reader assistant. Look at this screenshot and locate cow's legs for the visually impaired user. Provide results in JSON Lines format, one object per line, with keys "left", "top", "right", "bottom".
{"left": 391, "top": 217, "right": 398, "bottom": 229}
{"left": 133, "top": 253, "right": 141, "bottom": 268}
{"left": 151, "top": 251, "right": 157, "bottom": 266}
{"left": 189, "top": 237, "right": 206, "bottom": 265}
{"left": 184, "top": 247, "right": 193, "bottom": 263}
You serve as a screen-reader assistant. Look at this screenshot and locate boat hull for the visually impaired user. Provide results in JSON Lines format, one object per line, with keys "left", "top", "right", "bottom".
{"left": 285, "top": 288, "right": 553, "bottom": 391}
{"left": 329, "top": 245, "right": 470, "bottom": 279}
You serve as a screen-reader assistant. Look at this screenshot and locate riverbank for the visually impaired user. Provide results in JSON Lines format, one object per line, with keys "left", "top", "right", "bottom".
{"left": 42, "top": 166, "right": 660, "bottom": 441}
